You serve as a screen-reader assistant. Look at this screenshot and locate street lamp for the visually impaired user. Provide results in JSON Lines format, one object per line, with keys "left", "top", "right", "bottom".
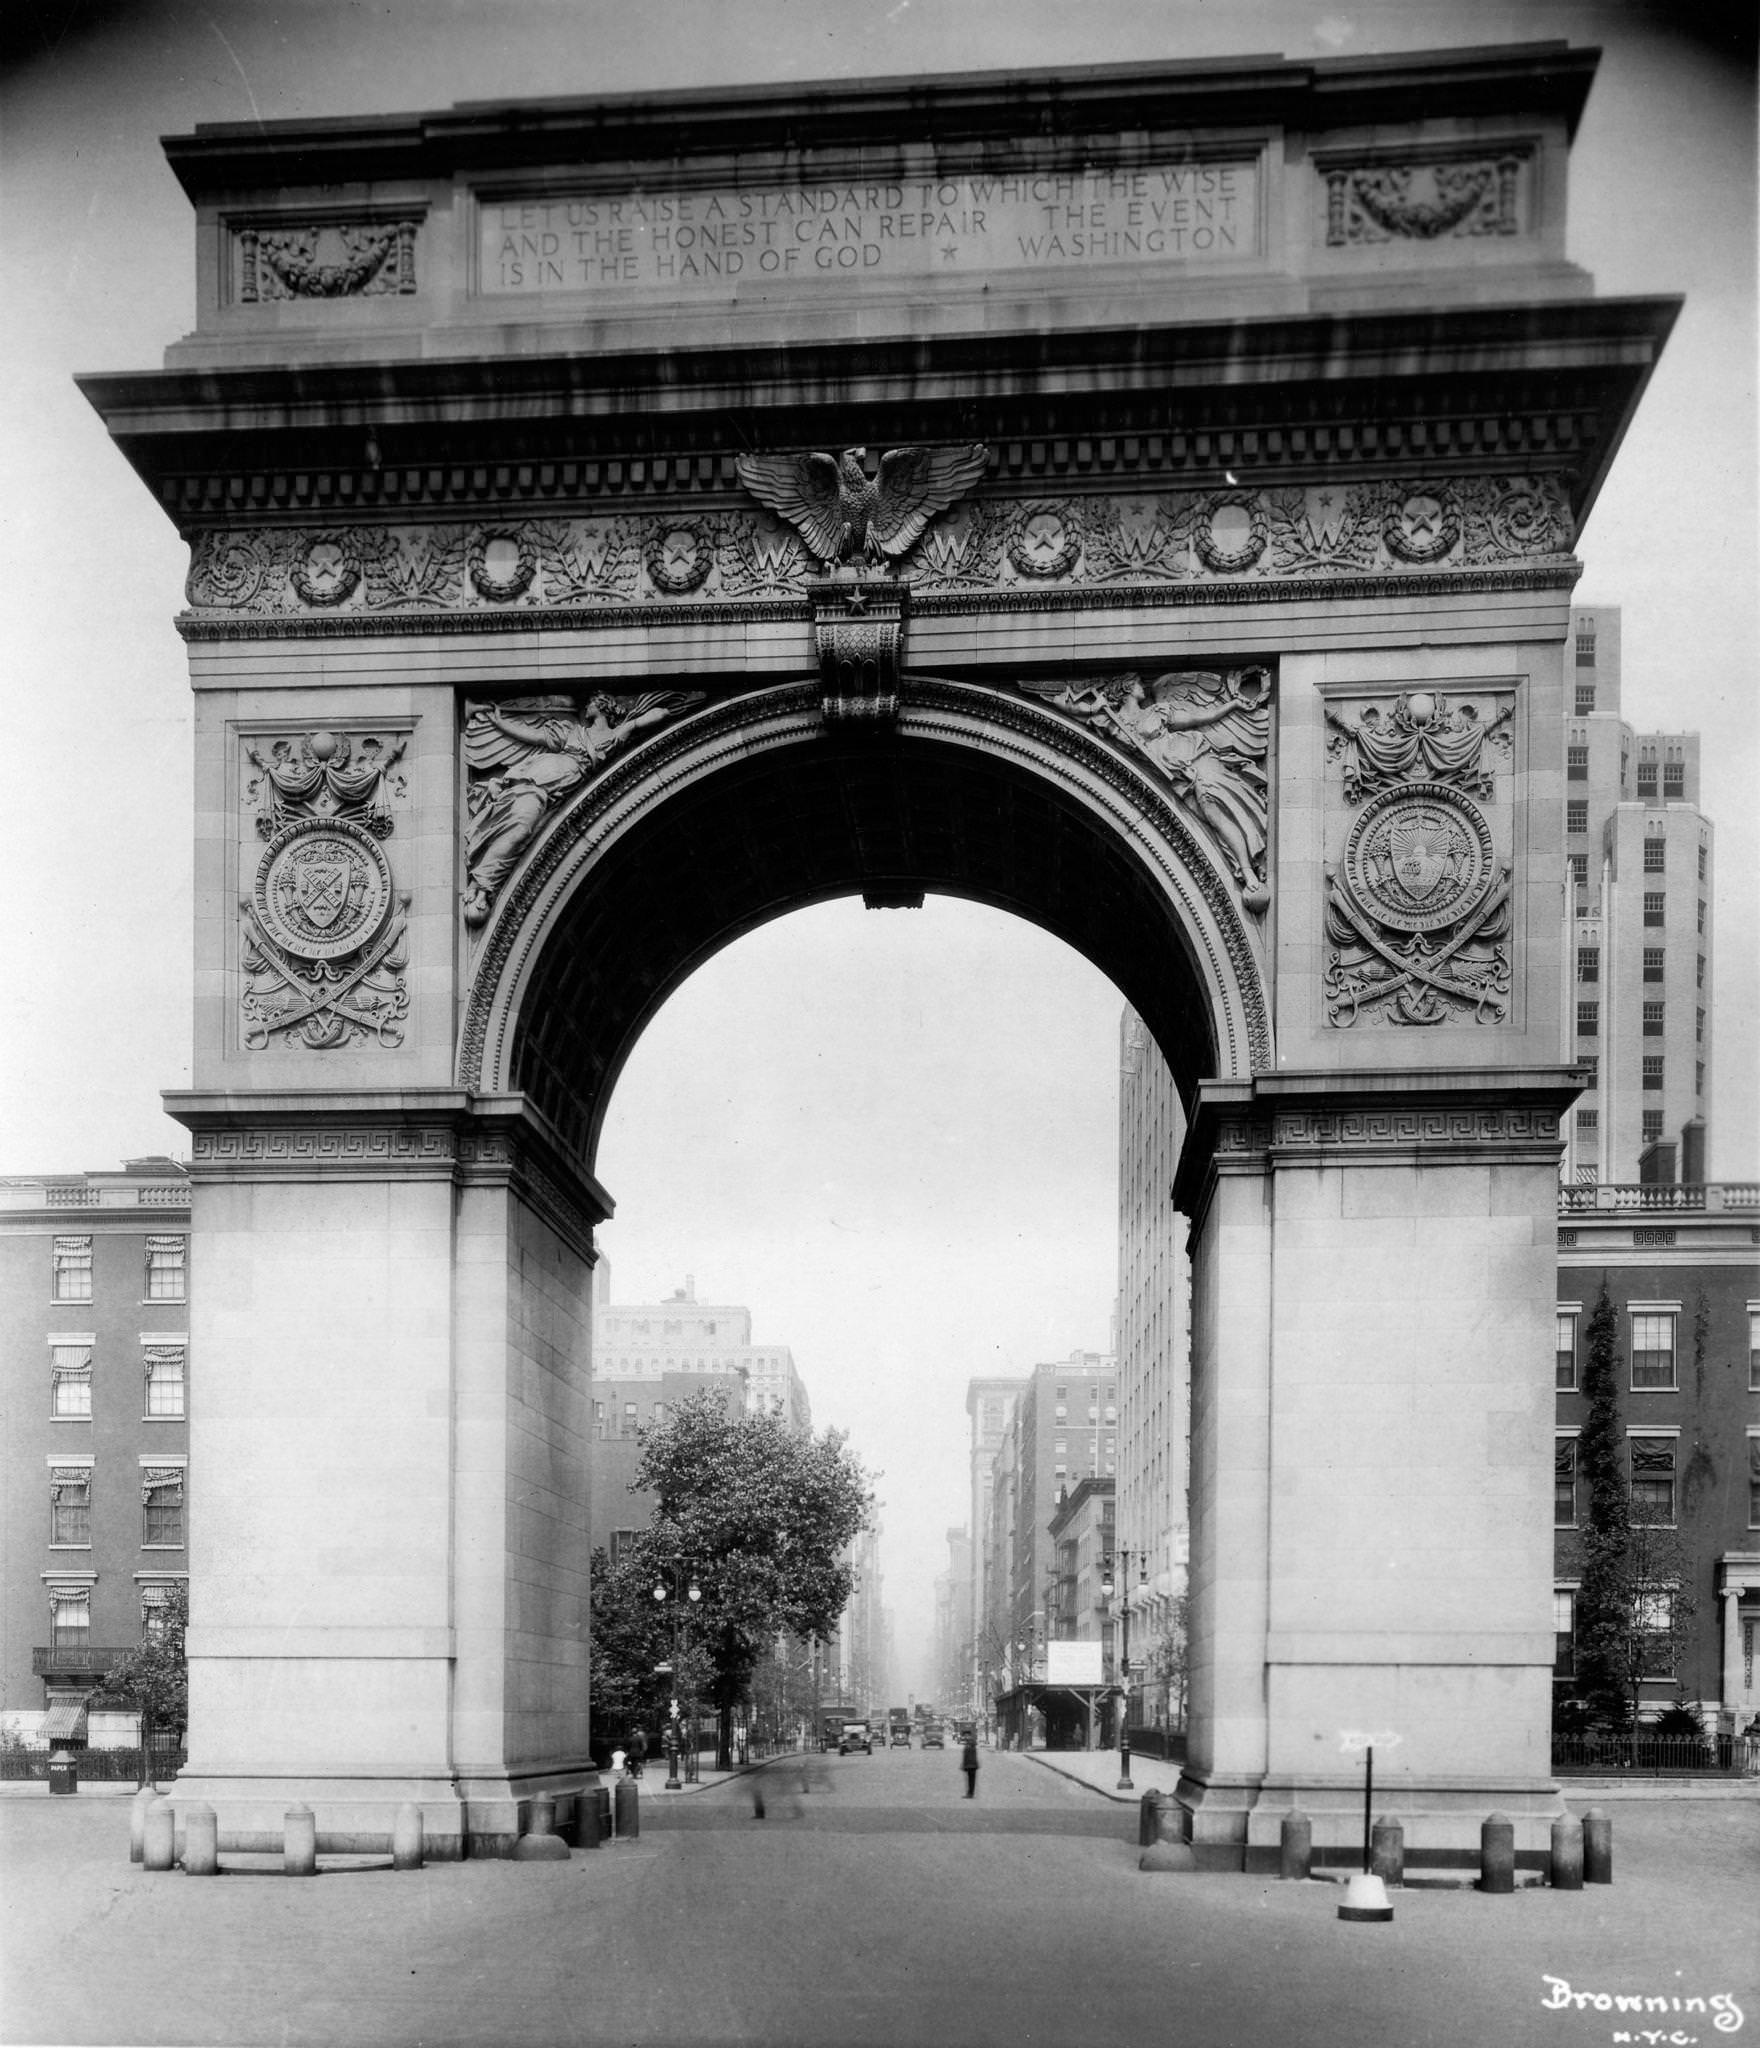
{"left": 1102, "top": 1550, "right": 1147, "bottom": 1791}
{"left": 652, "top": 1563, "right": 701, "bottom": 1789}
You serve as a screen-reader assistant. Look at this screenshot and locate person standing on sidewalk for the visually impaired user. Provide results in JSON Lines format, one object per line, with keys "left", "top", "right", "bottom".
{"left": 960, "top": 1728, "right": 979, "bottom": 1798}
{"left": 628, "top": 1728, "right": 647, "bottom": 1779}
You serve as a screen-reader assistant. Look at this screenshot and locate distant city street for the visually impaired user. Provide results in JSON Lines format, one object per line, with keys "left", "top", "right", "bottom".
{"left": 3, "top": 1757, "right": 1754, "bottom": 2048}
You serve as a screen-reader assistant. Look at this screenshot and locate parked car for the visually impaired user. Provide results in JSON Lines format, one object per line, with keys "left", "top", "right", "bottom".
{"left": 920, "top": 1721, "right": 946, "bottom": 1749}
{"left": 837, "top": 1721, "right": 873, "bottom": 1755}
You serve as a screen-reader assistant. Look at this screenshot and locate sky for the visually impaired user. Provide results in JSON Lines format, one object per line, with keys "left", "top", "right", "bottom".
{"left": 1, "top": 0, "right": 1754, "bottom": 1697}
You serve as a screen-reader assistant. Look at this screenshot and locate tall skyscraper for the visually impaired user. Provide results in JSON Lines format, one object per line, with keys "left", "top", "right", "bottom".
{"left": 594, "top": 1271, "right": 812, "bottom": 1434}
{"left": 1563, "top": 605, "right": 1716, "bottom": 1183}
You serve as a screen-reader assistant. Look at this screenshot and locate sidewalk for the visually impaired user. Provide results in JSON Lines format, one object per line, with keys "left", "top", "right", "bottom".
{"left": 1013, "top": 1744, "right": 1185, "bottom": 1804}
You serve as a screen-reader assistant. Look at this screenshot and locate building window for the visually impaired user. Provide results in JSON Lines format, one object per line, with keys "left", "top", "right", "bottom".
{"left": 609, "top": 1528, "right": 639, "bottom": 1564}
{"left": 1554, "top": 1437, "right": 1578, "bottom": 1526}
{"left": 1573, "top": 686, "right": 1596, "bottom": 715}
{"left": 1642, "top": 1109, "right": 1663, "bottom": 1142}
{"left": 1566, "top": 746, "right": 1589, "bottom": 781}
{"left": 1750, "top": 1309, "right": 1759, "bottom": 1392}
{"left": 592, "top": 1400, "right": 605, "bottom": 1440}
{"left": 1555, "top": 1311, "right": 1579, "bottom": 1390}
{"left": 1576, "top": 1002, "right": 1599, "bottom": 1038}
{"left": 620, "top": 1401, "right": 639, "bottom": 1438}
{"left": 143, "top": 1346, "right": 185, "bottom": 1419}
{"left": 1575, "top": 1108, "right": 1598, "bottom": 1132}
{"left": 1696, "top": 956, "right": 1705, "bottom": 990}
{"left": 49, "top": 1465, "right": 92, "bottom": 1547}
{"left": 141, "top": 1583, "right": 177, "bottom": 1639}
{"left": 1642, "top": 1055, "right": 1664, "bottom": 1091}
{"left": 1574, "top": 627, "right": 1595, "bottom": 664}
{"left": 1696, "top": 899, "right": 1706, "bottom": 934}
{"left": 142, "top": 1465, "right": 186, "bottom": 1548}
{"left": 1630, "top": 1311, "right": 1676, "bottom": 1389}
{"left": 1635, "top": 1590, "right": 1677, "bottom": 1674}
{"left": 1570, "top": 853, "right": 1588, "bottom": 888}
{"left": 145, "top": 1237, "right": 186, "bottom": 1301}
{"left": 1642, "top": 948, "right": 1664, "bottom": 982}
{"left": 1643, "top": 838, "right": 1665, "bottom": 873}
{"left": 1553, "top": 1589, "right": 1575, "bottom": 1679}
{"left": 1579, "top": 1053, "right": 1598, "bottom": 1083}
{"left": 1054, "top": 1439, "right": 1067, "bottom": 1456}
{"left": 1696, "top": 1062, "right": 1705, "bottom": 1097}
{"left": 1629, "top": 1436, "right": 1676, "bottom": 1522}
{"left": 52, "top": 1236, "right": 92, "bottom": 1303}
{"left": 1663, "top": 761, "right": 1684, "bottom": 797}
{"left": 1643, "top": 892, "right": 1665, "bottom": 926}
{"left": 1577, "top": 946, "right": 1599, "bottom": 983}
{"left": 1749, "top": 1433, "right": 1760, "bottom": 1527}
{"left": 1698, "top": 846, "right": 1708, "bottom": 881}
{"left": 1635, "top": 760, "right": 1658, "bottom": 799}
{"left": 1567, "top": 800, "right": 1588, "bottom": 835}
{"left": 1642, "top": 1001, "right": 1665, "bottom": 1036}
{"left": 50, "top": 1341, "right": 93, "bottom": 1419}
{"left": 49, "top": 1587, "right": 91, "bottom": 1651}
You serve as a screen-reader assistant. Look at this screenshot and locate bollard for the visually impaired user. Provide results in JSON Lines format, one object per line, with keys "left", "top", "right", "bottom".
{"left": 1582, "top": 1806, "right": 1613, "bottom": 1886}
{"left": 1370, "top": 1815, "right": 1405, "bottom": 1887}
{"left": 1139, "top": 1794, "right": 1195, "bottom": 1872}
{"left": 142, "top": 1798, "right": 176, "bottom": 1872}
{"left": 613, "top": 1776, "right": 639, "bottom": 1843}
{"left": 1479, "top": 1812, "right": 1515, "bottom": 1894}
{"left": 129, "top": 1788, "right": 161, "bottom": 1864}
{"left": 183, "top": 1803, "right": 219, "bottom": 1877}
{"left": 392, "top": 1802, "right": 424, "bottom": 1871}
{"left": 1138, "top": 1790, "right": 1161, "bottom": 1848}
{"left": 1279, "top": 1811, "right": 1312, "bottom": 1881}
{"left": 595, "top": 1784, "right": 612, "bottom": 1841}
{"left": 1550, "top": 1813, "right": 1584, "bottom": 1891}
{"left": 283, "top": 1804, "right": 316, "bottom": 1877}
{"left": 512, "top": 1794, "right": 570, "bottom": 1861}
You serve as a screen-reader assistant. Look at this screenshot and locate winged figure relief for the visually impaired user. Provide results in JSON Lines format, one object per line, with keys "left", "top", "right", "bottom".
{"left": 734, "top": 443, "right": 990, "bottom": 568}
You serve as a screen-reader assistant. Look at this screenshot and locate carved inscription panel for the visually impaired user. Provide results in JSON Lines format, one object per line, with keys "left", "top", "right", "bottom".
{"left": 478, "top": 160, "right": 1261, "bottom": 294}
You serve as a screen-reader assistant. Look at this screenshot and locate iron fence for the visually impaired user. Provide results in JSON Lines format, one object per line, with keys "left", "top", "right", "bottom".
{"left": 0, "top": 1744, "right": 184, "bottom": 1782}
{"left": 1550, "top": 1733, "right": 1759, "bottom": 1777}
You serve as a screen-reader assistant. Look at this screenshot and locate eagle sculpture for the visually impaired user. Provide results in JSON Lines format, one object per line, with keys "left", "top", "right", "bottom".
{"left": 735, "top": 443, "right": 989, "bottom": 568}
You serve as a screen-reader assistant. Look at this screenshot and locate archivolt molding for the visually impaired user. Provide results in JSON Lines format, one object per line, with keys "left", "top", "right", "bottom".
{"left": 456, "top": 674, "right": 1272, "bottom": 1102}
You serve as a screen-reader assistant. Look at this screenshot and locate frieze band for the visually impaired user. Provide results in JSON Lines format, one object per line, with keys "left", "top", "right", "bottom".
{"left": 183, "top": 475, "right": 1572, "bottom": 619}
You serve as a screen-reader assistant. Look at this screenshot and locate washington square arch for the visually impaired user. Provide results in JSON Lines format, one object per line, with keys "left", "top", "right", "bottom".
{"left": 81, "top": 45, "right": 1676, "bottom": 1867}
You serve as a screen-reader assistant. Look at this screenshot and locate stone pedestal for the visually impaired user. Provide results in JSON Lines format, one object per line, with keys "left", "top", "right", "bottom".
{"left": 1175, "top": 1070, "right": 1577, "bottom": 1870}
{"left": 162, "top": 1090, "right": 607, "bottom": 1856}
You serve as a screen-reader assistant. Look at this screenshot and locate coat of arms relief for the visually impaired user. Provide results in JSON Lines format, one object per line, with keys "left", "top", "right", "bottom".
{"left": 1321, "top": 689, "right": 1515, "bottom": 1027}
{"left": 239, "top": 727, "right": 412, "bottom": 1050}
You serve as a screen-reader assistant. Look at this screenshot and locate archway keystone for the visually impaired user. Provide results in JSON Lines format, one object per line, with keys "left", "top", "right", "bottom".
{"left": 83, "top": 46, "right": 1675, "bottom": 1859}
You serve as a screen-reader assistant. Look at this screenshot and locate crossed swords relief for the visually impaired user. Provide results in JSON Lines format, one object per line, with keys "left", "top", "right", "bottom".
{"left": 240, "top": 889, "right": 410, "bottom": 1050}
{"left": 1324, "top": 861, "right": 1512, "bottom": 1026}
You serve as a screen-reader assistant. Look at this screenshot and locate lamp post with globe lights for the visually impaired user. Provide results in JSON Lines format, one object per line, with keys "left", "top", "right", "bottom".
{"left": 651, "top": 1561, "right": 701, "bottom": 1789}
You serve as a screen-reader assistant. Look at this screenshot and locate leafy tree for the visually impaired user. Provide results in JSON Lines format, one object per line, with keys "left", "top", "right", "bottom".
{"left": 101, "top": 1582, "right": 187, "bottom": 1789}
{"left": 1569, "top": 1284, "right": 1631, "bottom": 1731}
{"left": 594, "top": 1395, "right": 873, "bottom": 1767}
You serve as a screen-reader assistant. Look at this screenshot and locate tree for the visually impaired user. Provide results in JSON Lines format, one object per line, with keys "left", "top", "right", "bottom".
{"left": 101, "top": 1583, "right": 187, "bottom": 1789}
{"left": 594, "top": 1395, "right": 873, "bottom": 1767}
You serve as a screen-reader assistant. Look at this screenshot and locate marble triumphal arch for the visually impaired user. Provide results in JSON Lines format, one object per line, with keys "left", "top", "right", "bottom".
{"left": 84, "top": 47, "right": 1675, "bottom": 1864}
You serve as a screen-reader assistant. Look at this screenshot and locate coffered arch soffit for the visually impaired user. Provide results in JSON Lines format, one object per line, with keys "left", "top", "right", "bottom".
{"left": 458, "top": 677, "right": 1269, "bottom": 1169}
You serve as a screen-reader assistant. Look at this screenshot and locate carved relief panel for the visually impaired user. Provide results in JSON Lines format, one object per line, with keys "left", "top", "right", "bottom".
{"left": 236, "top": 725, "right": 413, "bottom": 1050}
{"left": 1319, "top": 685, "right": 1517, "bottom": 1028}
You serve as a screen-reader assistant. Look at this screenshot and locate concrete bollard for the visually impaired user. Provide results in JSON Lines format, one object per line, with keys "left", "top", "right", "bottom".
{"left": 1370, "top": 1815, "right": 1405, "bottom": 1887}
{"left": 1479, "top": 1812, "right": 1515, "bottom": 1894}
{"left": 392, "top": 1802, "right": 424, "bottom": 1871}
{"left": 1582, "top": 1806, "right": 1613, "bottom": 1885}
{"left": 595, "top": 1785, "right": 612, "bottom": 1841}
{"left": 142, "top": 1798, "right": 176, "bottom": 1872}
{"left": 1549, "top": 1813, "right": 1584, "bottom": 1891}
{"left": 283, "top": 1805, "right": 316, "bottom": 1877}
{"left": 613, "top": 1776, "right": 639, "bottom": 1843}
{"left": 183, "top": 1803, "right": 219, "bottom": 1877}
{"left": 577, "top": 1787, "right": 602, "bottom": 1850}
{"left": 1279, "top": 1811, "right": 1312, "bottom": 1881}
{"left": 129, "top": 1788, "right": 161, "bottom": 1864}
{"left": 512, "top": 1794, "right": 570, "bottom": 1861}
{"left": 1138, "top": 1790, "right": 1162, "bottom": 1848}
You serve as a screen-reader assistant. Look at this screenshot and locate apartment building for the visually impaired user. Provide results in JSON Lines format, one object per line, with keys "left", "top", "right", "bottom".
{"left": 594, "top": 1269, "right": 812, "bottom": 1433}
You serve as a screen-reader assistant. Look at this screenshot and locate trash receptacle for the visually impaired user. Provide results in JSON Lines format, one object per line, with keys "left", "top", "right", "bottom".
{"left": 47, "top": 1748, "right": 78, "bottom": 1795}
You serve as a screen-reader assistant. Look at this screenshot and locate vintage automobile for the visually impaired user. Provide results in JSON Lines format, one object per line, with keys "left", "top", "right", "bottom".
{"left": 920, "top": 1720, "right": 946, "bottom": 1749}
{"left": 888, "top": 1714, "right": 912, "bottom": 1747}
{"left": 837, "top": 1720, "right": 873, "bottom": 1755}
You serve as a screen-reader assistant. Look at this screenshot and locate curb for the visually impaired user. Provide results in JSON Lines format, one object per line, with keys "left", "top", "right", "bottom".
{"left": 1017, "top": 1750, "right": 1180, "bottom": 1806}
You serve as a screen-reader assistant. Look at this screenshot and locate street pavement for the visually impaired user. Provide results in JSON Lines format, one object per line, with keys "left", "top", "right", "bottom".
{"left": 2, "top": 1747, "right": 1755, "bottom": 2047}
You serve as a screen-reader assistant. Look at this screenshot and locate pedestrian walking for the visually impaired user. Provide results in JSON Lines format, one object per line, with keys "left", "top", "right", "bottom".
{"left": 960, "top": 1729, "right": 979, "bottom": 1798}
{"left": 628, "top": 1728, "right": 648, "bottom": 1779}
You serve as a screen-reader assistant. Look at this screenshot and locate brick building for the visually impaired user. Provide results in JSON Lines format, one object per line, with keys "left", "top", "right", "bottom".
{"left": 0, "top": 1162, "right": 190, "bottom": 1747}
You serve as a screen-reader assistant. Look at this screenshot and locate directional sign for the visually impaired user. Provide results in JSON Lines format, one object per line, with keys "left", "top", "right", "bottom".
{"left": 1338, "top": 1729, "right": 1404, "bottom": 1756}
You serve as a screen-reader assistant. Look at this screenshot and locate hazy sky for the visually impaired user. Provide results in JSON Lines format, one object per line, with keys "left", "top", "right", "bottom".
{"left": 1, "top": 0, "right": 1753, "bottom": 1694}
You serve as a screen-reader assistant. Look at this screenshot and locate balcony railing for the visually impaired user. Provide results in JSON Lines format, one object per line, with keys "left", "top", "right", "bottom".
{"left": 32, "top": 1647, "right": 128, "bottom": 1679}
{"left": 1558, "top": 1182, "right": 1758, "bottom": 1216}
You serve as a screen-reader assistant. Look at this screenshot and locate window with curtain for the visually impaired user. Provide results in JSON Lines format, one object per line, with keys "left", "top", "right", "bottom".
{"left": 145, "top": 1237, "right": 187, "bottom": 1301}
{"left": 52, "top": 1237, "right": 92, "bottom": 1303}
{"left": 1630, "top": 1313, "right": 1676, "bottom": 1389}
{"left": 141, "top": 1466, "right": 185, "bottom": 1548}
{"left": 51, "top": 1342, "right": 92, "bottom": 1418}
{"left": 50, "top": 1587, "right": 91, "bottom": 1650}
{"left": 143, "top": 1347, "right": 185, "bottom": 1418}
{"left": 49, "top": 1467, "right": 92, "bottom": 1546}
{"left": 1554, "top": 1438, "right": 1577, "bottom": 1526}
{"left": 1555, "top": 1313, "right": 1578, "bottom": 1391}
{"left": 1629, "top": 1436, "right": 1676, "bottom": 1522}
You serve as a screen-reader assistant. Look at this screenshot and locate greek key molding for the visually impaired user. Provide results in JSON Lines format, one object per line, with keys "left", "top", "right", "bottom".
{"left": 180, "top": 476, "right": 1573, "bottom": 623}
{"left": 188, "top": 1126, "right": 457, "bottom": 1169}
{"left": 1270, "top": 1106, "right": 1559, "bottom": 1149}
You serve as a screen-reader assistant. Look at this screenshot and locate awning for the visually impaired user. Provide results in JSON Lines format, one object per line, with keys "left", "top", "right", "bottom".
{"left": 41, "top": 1696, "right": 89, "bottom": 1743}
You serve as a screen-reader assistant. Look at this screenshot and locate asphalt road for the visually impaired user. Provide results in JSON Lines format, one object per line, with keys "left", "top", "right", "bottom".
{"left": 2, "top": 1752, "right": 1755, "bottom": 2048}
